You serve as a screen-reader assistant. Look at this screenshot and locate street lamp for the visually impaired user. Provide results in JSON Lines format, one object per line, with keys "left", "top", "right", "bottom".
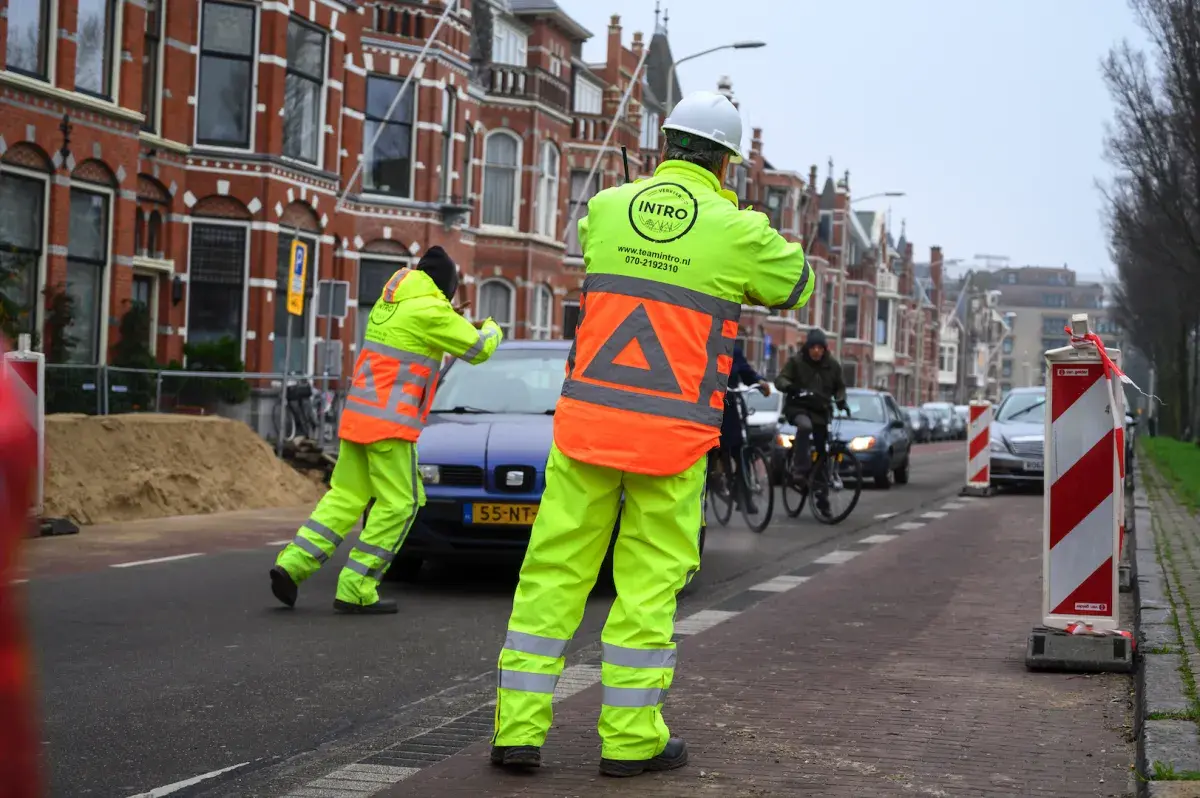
{"left": 851, "top": 191, "right": 905, "bottom": 204}
{"left": 666, "top": 41, "right": 766, "bottom": 112}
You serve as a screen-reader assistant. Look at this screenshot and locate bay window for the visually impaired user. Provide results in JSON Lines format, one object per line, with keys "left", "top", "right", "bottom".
{"left": 65, "top": 189, "right": 111, "bottom": 363}
{"left": 492, "top": 19, "right": 527, "bottom": 67}
{"left": 363, "top": 75, "right": 416, "bottom": 197}
{"left": 75, "top": 0, "right": 117, "bottom": 98}
{"left": 187, "top": 222, "right": 248, "bottom": 347}
{"left": 573, "top": 74, "right": 602, "bottom": 115}
{"left": 482, "top": 131, "right": 520, "bottom": 228}
{"left": 536, "top": 142, "right": 560, "bottom": 238}
{"left": 196, "top": 1, "right": 257, "bottom": 148}
{"left": 6, "top": 0, "right": 52, "bottom": 79}
{"left": 283, "top": 20, "right": 326, "bottom": 164}
{"left": 639, "top": 110, "right": 660, "bottom": 151}
{"left": 0, "top": 172, "right": 46, "bottom": 341}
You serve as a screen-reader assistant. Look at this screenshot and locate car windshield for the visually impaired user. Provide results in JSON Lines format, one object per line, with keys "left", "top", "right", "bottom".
{"left": 743, "top": 389, "right": 778, "bottom": 413}
{"left": 430, "top": 348, "right": 566, "bottom": 414}
{"left": 996, "top": 392, "right": 1047, "bottom": 423}
{"left": 833, "top": 394, "right": 887, "bottom": 423}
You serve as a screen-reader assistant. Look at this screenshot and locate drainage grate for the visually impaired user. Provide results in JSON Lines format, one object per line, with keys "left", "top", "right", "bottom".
{"left": 360, "top": 707, "right": 494, "bottom": 770}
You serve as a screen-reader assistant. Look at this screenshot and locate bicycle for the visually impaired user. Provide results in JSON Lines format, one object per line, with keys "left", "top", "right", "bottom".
{"left": 706, "top": 384, "right": 774, "bottom": 533}
{"left": 779, "top": 392, "right": 863, "bottom": 525}
{"left": 275, "top": 378, "right": 340, "bottom": 443}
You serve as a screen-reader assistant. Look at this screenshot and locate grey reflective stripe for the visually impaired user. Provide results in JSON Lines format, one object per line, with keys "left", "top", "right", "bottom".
{"left": 344, "top": 557, "right": 387, "bottom": 581}
{"left": 561, "top": 379, "right": 723, "bottom": 426}
{"left": 583, "top": 273, "right": 740, "bottom": 322}
{"left": 362, "top": 340, "right": 438, "bottom": 366}
{"left": 498, "top": 669, "right": 559, "bottom": 694}
{"left": 292, "top": 534, "right": 329, "bottom": 563}
{"left": 460, "top": 327, "right": 498, "bottom": 362}
{"left": 505, "top": 630, "right": 570, "bottom": 659}
{"left": 602, "top": 643, "right": 676, "bottom": 669}
{"left": 601, "top": 685, "right": 664, "bottom": 707}
{"left": 353, "top": 541, "right": 394, "bottom": 564}
{"left": 581, "top": 304, "right": 681, "bottom": 393}
{"left": 695, "top": 314, "right": 736, "bottom": 409}
{"left": 769, "top": 262, "right": 812, "bottom": 311}
{"left": 343, "top": 400, "right": 426, "bottom": 430}
{"left": 305, "top": 518, "right": 343, "bottom": 546}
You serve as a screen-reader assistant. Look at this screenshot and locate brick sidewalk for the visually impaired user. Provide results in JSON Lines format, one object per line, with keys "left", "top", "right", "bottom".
{"left": 380, "top": 496, "right": 1135, "bottom": 798}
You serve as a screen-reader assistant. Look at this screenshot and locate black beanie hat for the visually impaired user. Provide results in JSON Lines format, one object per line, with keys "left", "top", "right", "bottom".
{"left": 805, "top": 328, "right": 828, "bottom": 349}
{"left": 417, "top": 246, "right": 459, "bottom": 300}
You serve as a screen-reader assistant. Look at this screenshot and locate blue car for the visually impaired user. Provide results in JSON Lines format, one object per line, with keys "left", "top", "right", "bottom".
{"left": 370, "top": 340, "right": 706, "bottom": 581}
{"left": 776, "top": 388, "right": 913, "bottom": 489}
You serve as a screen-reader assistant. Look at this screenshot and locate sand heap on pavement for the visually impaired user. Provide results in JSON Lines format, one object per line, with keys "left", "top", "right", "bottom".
{"left": 44, "top": 413, "right": 325, "bottom": 525}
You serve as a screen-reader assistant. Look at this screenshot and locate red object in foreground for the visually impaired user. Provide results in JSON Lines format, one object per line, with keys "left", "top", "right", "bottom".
{"left": 0, "top": 340, "right": 42, "bottom": 798}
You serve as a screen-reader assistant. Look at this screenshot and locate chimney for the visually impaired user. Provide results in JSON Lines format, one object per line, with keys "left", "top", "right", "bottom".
{"left": 750, "top": 127, "right": 763, "bottom": 162}
{"left": 716, "top": 75, "right": 738, "bottom": 110}
{"left": 632, "top": 30, "right": 644, "bottom": 57}
{"left": 607, "top": 14, "right": 622, "bottom": 73}
{"left": 930, "top": 246, "right": 944, "bottom": 307}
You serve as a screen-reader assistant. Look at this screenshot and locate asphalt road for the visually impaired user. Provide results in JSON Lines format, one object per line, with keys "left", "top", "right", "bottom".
{"left": 24, "top": 441, "right": 967, "bottom": 798}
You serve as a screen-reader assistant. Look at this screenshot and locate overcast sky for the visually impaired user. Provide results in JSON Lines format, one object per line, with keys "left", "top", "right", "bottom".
{"left": 564, "top": 0, "right": 1146, "bottom": 281}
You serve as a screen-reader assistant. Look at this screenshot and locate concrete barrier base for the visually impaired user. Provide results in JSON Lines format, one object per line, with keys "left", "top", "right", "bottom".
{"left": 960, "top": 484, "right": 993, "bottom": 498}
{"left": 1120, "top": 563, "right": 1134, "bottom": 592}
{"left": 1025, "top": 626, "right": 1135, "bottom": 673}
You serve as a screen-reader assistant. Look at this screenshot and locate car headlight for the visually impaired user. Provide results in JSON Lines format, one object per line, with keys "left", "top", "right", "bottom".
{"left": 776, "top": 433, "right": 794, "bottom": 448}
{"left": 990, "top": 438, "right": 1006, "bottom": 453}
{"left": 848, "top": 436, "right": 875, "bottom": 452}
{"left": 418, "top": 464, "right": 441, "bottom": 484}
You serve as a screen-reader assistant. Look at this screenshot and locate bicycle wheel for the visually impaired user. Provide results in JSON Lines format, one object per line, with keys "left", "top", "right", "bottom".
{"left": 707, "top": 472, "right": 734, "bottom": 527}
{"left": 810, "top": 449, "right": 862, "bottom": 525}
{"left": 739, "top": 448, "right": 774, "bottom": 533}
{"left": 781, "top": 449, "right": 809, "bottom": 518}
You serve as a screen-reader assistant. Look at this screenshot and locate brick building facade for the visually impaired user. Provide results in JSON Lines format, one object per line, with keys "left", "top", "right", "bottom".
{"left": 0, "top": 0, "right": 944, "bottom": 404}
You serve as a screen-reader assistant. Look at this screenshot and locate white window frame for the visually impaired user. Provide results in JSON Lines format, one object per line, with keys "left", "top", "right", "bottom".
{"left": 354, "top": 253, "right": 411, "bottom": 352}
{"left": 183, "top": 217, "right": 252, "bottom": 363}
{"left": 530, "top": 283, "right": 553, "bottom": 340}
{"left": 441, "top": 87, "right": 456, "bottom": 202}
{"left": 141, "top": 0, "right": 167, "bottom": 134}
{"left": 492, "top": 17, "right": 528, "bottom": 67}
{"left": 73, "top": 0, "right": 125, "bottom": 103}
{"left": 639, "top": 110, "right": 659, "bottom": 151}
{"left": 65, "top": 181, "right": 116, "bottom": 364}
{"left": 130, "top": 268, "right": 162, "bottom": 355}
{"left": 3, "top": 0, "right": 61, "bottom": 84}
{"left": 535, "top": 141, "right": 560, "bottom": 238}
{"left": 573, "top": 74, "right": 602, "bottom": 115}
{"left": 481, "top": 129, "right": 522, "bottom": 230}
{"left": 362, "top": 73, "right": 419, "bottom": 200}
{"left": 478, "top": 277, "right": 516, "bottom": 338}
{"left": 281, "top": 17, "right": 329, "bottom": 168}
{"left": 192, "top": 0, "right": 260, "bottom": 153}
{"left": 0, "top": 164, "right": 52, "bottom": 340}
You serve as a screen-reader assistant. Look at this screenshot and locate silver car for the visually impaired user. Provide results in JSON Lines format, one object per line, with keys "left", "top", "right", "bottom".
{"left": 989, "top": 387, "right": 1046, "bottom": 487}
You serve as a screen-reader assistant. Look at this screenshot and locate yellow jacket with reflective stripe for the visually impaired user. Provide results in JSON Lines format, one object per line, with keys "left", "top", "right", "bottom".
{"left": 339, "top": 269, "right": 503, "bottom": 444}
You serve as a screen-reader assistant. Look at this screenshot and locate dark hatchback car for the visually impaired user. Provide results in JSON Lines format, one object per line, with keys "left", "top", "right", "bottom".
{"left": 776, "top": 388, "right": 913, "bottom": 489}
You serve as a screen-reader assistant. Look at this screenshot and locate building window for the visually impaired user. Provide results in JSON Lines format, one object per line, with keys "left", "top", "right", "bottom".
{"left": 1002, "top": 359, "right": 1012, "bottom": 379}
{"left": 1042, "top": 293, "right": 1066, "bottom": 308}
{"left": 1041, "top": 315, "right": 1068, "bottom": 335}
{"left": 196, "top": 1, "right": 257, "bottom": 148}
{"left": 75, "top": 0, "right": 117, "bottom": 98}
{"left": 566, "top": 170, "right": 598, "bottom": 256}
{"left": 562, "top": 300, "right": 580, "bottom": 340}
{"left": 356, "top": 258, "right": 406, "bottom": 351}
{"left": 842, "top": 360, "right": 857, "bottom": 388}
{"left": 6, "top": 0, "right": 52, "bottom": 79}
{"left": 478, "top": 279, "right": 515, "bottom": 337}
{"left": 876, "top": 298, "right": 891, "bottom": 345}
{"left": 843, "top": 293, "right": 859, "bottom": 340}
{"left": 536, "top": 142, "right": 560, "bottom": 238}
{"left": 1002, "top": 337, "right": 1014, "bottom": 354}
{"left": 462, "top": 124, "right": 475, "bottom": 201}
{"left": 1041, "top": 337, "right": 1062, "bottom": 355}
{"left": 141, "top": 0, "right": 163, "bottom": 131}
{"left": 764, "top": 187, "right": 786, "bottom": 229}
{"left": 530, "top": 284, "right": 553, "bottom": 340}
{"left": 573, "top": 75, "right": 602, "bottom": 115}
{"left": 492, "top": 18, "right": 527, "bottom": 67}
{"left": 0, "top": 172, "right": 46, "bottom": 341}
{"left": 441, "top": 88, "right": 456, "bottom": 202}
{"left": 131, "top": 272, "right": 158, "bottom": 352}
{"left": 65, "top": 189, "right": 110, "bottom": 363}
{"left": 364, "top": 75, "right": 415, "bottom": 197}
{"left": 283, "top": 19, "right": 326, "bottom": 164}
{"left": 188, "top": 222, "right": 248, "bottom": 347}
{"left": 482, "top": 131, "right": 520, "bottom": 228}
{"left": 639, "top": 110, "right": 660, "bottom": 150}
{"left": 821, "top": 279, "right": 835, "bottom": 330}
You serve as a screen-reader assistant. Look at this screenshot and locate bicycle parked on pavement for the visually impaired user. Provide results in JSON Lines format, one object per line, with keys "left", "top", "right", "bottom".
{"left": 779, "top": 390, "right": 863, "bottom": 525}
{"left": 275, "top": 379, "right": 340, "bottom": 444}
{"left": 706, "top": 384, "right": 774, "bottom": 533}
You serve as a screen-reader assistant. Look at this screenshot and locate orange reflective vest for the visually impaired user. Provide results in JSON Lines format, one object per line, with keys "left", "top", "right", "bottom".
{"left": 556, "top": 272, "right": 742, "bottom": 475}
{"left": 339, "top": 341, "right": 441, "bottom": 444}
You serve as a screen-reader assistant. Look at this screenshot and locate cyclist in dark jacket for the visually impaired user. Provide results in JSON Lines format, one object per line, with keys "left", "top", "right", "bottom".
{"left": 712, "top": 345, "right": 770, "bottom": 512}
{"left": 775, "top": 329, "right": 848, "bottom": 493}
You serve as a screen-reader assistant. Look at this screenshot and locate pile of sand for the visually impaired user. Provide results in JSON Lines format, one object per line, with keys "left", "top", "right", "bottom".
{"left": 44, "top": 414, "right": 325, "bottom": 525}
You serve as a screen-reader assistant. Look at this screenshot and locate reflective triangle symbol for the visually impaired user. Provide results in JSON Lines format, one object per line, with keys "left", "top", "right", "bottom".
{"left": 350, "top": 355, "right": 384, "bottom": 406}
{"left": 582, "top": 304, "right": 680, "bottom": 393}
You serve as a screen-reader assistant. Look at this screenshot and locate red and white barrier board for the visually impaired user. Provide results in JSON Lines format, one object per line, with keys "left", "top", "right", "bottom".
{"left": 966, "top": 400, "right": 992, "bottom": 489}
{"left": 1043, "top": 342, "right": 1121, "bottom": 632}
{"left": 3, "top": 341, "right": 45, "bottom": 518}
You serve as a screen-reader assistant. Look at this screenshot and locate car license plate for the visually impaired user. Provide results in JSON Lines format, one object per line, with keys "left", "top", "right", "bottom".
{"left": 468, "top": 503, "right": 539, "bottom": 525}
{"left": 1024, "top": 459, "right": 1043, "bottom": 471}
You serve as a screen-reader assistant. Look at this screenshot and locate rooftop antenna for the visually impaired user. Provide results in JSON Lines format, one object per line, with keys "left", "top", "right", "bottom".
{"left": 654, "top": 0, "right": 661, "bottom": 31}
{"left": 663, "top": 7, "right": 669, "bottom": 34}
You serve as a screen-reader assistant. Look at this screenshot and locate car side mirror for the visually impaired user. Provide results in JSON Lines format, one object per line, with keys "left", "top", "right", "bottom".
{"left": 890, "top": 419, "right": 905, "bottom": 430}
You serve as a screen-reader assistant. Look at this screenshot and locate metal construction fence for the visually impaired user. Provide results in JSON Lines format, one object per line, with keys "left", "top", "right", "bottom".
{"left": 43, "top": 364, "right": 344, "bottom": 452}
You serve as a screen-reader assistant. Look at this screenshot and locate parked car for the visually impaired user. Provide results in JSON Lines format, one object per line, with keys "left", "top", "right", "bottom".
{"left": 365, "top": 341, "right": 706, "bottom": 581}
{"left": 952, "top": 405, "right": 969, "bottom": 439}
{"left": 922, "top": 401, "right": 955, "bottom": 441}
{"left": 743, "top": 382, "right": 785, "bottom": 449}
{"left": 903, "top": 406, "right": 931, "bottom": 443}
{"left": 989, "top": 387, "right": 1046, "bottom": 487}
{"left": 776, "top": 388, "right": 913, "bottom": 489}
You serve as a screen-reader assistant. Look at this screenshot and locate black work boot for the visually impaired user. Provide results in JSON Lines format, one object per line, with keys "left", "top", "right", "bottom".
{"left": 599, "top": 737, "right": 688, "bottom": 778}
{"left": 270, "top": 566, "right": 298, "bottom": 608}
{"left": 333, "top": 598, "right": 398, "bottom": 614}
{"left": 490, "top": 745, "right": 542, "bottom": 769}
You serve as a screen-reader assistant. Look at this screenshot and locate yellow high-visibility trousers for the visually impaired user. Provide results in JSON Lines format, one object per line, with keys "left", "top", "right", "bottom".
{"left": 275, "top": 438, "right": 425, "bottom": 605}
{"left": 493, "top": 444, "right": 705, "bottom": 761}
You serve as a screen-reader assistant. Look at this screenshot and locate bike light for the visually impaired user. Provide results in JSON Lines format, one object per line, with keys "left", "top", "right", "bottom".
{"left": 776, "top": 433, "right": 794, "bottom": 448}
{"left": 418, "top": 464, "right": 441, "bottom": 484}
{"left": 848, "top": 436, "right": 875, "bottom": 452}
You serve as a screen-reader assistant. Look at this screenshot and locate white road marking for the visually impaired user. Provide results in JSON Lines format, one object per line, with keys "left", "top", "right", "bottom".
{"left": 111, "top": 553, "right": 205, "bottom": 569}
{"left": 874, "top": 512, "right": 899, "bottom": 520}
{"left": 554, "top": 664, "right": 602, "bottom": 700}
{"left": 941, "top": 502, "right": 966, "bottom": 510}
{"left": 267, "top": 539, "right": 292, "bottom": 546}
{"left": 920, "top": 511, "right": 948, "bottom": 519}
{"left": 126, "top": 762, "right": 249, "bottom": 797}
{"left": 814, "top": 550, "right": 860, "bottom": 565}
{"left": 11, "top": 578, "right": 28, "bottom": 585}
{"left": 894, "top": 522, "right": 926, "bottom": 531}
{"left": 958, "top": 496, "right": 980, "bottom": 502}
{"left": 748, "top": 575, "right": 809, "bottom": 593}
{"left": 674, "top": 609, "right": 739, "bottom": 635}
{"left": 860, "top": 534, "right": 899, "bottom": 544}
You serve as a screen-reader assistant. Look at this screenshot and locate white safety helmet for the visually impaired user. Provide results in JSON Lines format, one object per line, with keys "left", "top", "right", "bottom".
{"left": 661, "top": 91, "right": 744, "bottom": 163}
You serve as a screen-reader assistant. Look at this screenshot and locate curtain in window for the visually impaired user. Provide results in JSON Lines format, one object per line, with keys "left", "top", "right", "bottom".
{"left": 483, "top": 134, "right": 518, "bottom": 227}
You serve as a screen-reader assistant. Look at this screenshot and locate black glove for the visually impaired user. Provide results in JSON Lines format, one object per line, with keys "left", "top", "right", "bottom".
{"left": 836, "top": 400, "right": 850, "bottom": 414}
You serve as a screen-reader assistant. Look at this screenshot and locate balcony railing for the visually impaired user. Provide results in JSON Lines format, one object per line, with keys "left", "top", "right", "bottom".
{"left": 483, "top": 65, "right": 570, "bottom": 115}
{"left": 572, "top": 114, "right": 611, "bottom": 143}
